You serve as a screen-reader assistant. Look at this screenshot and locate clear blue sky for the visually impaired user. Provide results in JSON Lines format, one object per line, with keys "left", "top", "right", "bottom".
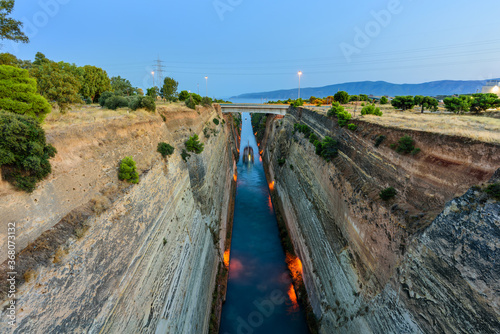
{"left": 4, "top": 0, "right": 500, "bottom": 97}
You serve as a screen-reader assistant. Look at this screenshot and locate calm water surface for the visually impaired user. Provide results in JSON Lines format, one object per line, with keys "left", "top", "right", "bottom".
{"left": 220, "top": 113, "right": 309, "bottom": 334}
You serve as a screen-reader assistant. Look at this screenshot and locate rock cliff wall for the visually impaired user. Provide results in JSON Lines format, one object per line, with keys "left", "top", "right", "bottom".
{"left": 0, "top": 106, "right": 237, "bottom": 333}
{"left": 261, "top": 107, "right": 500, "bottom": 333}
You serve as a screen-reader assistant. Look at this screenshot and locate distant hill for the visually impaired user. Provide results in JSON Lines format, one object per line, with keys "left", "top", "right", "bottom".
{"left": 233, "top": 80, "right": 492, "bottom": 100}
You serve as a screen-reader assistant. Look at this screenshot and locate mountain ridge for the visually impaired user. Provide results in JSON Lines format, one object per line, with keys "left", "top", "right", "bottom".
{"left": 233, "top": 79, "right": 495, "bottom": 99}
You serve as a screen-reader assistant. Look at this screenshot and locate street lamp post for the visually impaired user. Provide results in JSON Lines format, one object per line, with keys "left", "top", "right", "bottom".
{"left": 298, "top": 71, "right": 303, "bottom": 100}
{"left": 205, "top": 76, "right": 208, "bottom": 97}
{"left": 151, "top": 71, "right": 155, "bottom": 88}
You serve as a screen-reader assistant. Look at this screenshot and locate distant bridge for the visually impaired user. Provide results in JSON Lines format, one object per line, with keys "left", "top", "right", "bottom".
{"left": 219, "top": 104, "right": 289, "bottom": 115}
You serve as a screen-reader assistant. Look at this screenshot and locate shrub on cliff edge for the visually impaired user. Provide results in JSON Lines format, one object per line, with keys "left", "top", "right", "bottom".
{"left": 118, "top": 156, "right": 139, "bottom": 184}
{"left": 380, "top": 187, "right": 397, "bottom": 200}
{"left": 185, "top": 134, "right": 204, "bottom": 154}
{"left": 157, "top": 142, "right": 175, "bottom": 158}
{"left": 0, "top": 112, "right": 57, "bottom": 192}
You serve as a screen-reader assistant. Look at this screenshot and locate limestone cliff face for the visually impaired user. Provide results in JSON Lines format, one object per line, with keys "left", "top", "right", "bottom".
{"left": 0, "top": 106, "right": 237, "bottom": 333}
{"left": 261, "top": 107, "right": 499, "bottom": 333}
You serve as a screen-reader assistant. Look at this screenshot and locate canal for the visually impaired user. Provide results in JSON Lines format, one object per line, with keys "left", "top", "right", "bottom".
{"left": 220, "top": 112, "right": 309, "bottom": 334}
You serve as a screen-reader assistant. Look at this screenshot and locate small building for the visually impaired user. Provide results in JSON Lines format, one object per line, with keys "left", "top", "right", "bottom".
{"left": 481, "top": 80, "right": 500, "bottom": 97}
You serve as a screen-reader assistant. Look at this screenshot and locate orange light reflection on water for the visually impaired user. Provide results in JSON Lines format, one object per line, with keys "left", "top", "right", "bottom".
{"left": 223, "top": 250, "right": 230, "bottom": 267}
{"left": 287, "top": 284, "right": 299, "bottom": 312}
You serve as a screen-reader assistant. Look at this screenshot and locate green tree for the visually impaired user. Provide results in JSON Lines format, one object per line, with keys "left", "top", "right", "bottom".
{"left": 80, "top": 65, "right": 111, "bottom": 103}
{"left": 414, "top": 96, "right": 438, "bottom": 113}
{"left": 157, "top": 142, "right": 175, "bottom": 157}
{"left": 380, "top": 96, "right": 388, "bottom": 104}
{"left": 359, "top": 94, "right": 370, "bottom": 102}
{"left": 111, "top": 76, "right": 135, "bottom": 96}
{"left": 0, "top": 0, "right": 28, "bottom": 44}
{"left": 334, "top": 91, "right": 349, "bottom": 104}
{"left": 361, "top": 104, "right": 383, "bottom": 116}
{"left": 160, "top": 77, "right": 178, "bottom": 101}
{"left": 118, "top": 156, "right": 139, "bottom": 184}
{"left": 185, "top": 134, "right": 204, "bottom": 154}
{"left": 469, "top": 93, "right": 500, "bottom": 113}
{"left": 443, "top": 96, "right": 471, "bottom": 114}
{"left": 0, "top": 112, "right": 57, "bottom": 192}
{"left": 30, "top": 53, "right": 83, "bottom": 112}
{"left": 391, "top": 96, "right": 415, "bottom": 111}
{"left": 178, "top": 90, "right": 190, "bottom": 101}
{"left": 146, "top": 86, "right": 159, "bottom": 99}
{"left": 185, "top": 96, "right": 196, "bottom": 110}
{"left": 0, "top": 65, "right": 51, "bottom": 122}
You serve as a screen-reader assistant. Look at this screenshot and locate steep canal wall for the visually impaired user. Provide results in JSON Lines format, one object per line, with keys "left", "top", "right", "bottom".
{"left": 0, "top": 105, "right": 237, "bottom": 333}
{"left": 259, "top": 107, "right": 500, "bottom": 333}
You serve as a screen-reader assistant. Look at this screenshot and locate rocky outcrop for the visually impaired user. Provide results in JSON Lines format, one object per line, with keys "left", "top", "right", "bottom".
{"left": 261, "top": 107, "right": 500, "bottom": 333}
{"left": 0, "top": 106, "right": 237, "bottom": 333}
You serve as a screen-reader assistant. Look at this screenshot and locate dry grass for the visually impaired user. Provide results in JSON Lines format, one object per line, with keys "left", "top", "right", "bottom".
{"left": 309, "top": 103, "right": 500, "bottom": 144}
{"left": 43, "top": 104, "right": 157, "bottom": 130}
{"left": 359, "top": 109, "right": 500, "bottom": 144}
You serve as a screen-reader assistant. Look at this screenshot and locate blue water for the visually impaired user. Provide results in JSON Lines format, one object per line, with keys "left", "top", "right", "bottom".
{"left": 220, "top": 113, "right": 309, "bottom": 334}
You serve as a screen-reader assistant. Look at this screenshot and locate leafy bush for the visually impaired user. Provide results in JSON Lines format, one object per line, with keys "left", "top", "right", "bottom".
{"left": 294, "top": 123, "right": 312, "bottom": 137}
{"left": 334, "top": 91, "right": 349, "bottom": 104}
{"left": 291, "top": 98, "right": 304, "bottom": 107}
{"left": 278, "top": 158, "right": 286, "bottom": 166}
{"left": 213, "top": 118, "right": 220, "bottom": 125}
{"left": 347, "top": 123, "right": 357, "bottom": 131}
{"left": 105, "top": 95, "right": 129, "bottom": 110}
{"left": 380, "top": 96, "right": 388, "bottom": 105}
{"left": 328, "top": 103, "right": 351, "bottom": 127}
{"left": 0, "top": 65, "right": 51, "bottom": 122}
{"left": 157, "top": 142, "right": 175, "bottom": 157}
{"left": 485, "top": 183, "right": 500, "bottom": 200}
{"left": 361, "top": 104, "right": 383, "bottom": 116}
{"left": 201, "top": 96, "right": 212, "bottom": 107}
{"left": 380, "top": 187, "right": 397, "bottom": 200}
{"left": 118, "top": 156, "right": 139, "bottom": 184}
{"left": 181, "top": 149, "right": 190, "bottom": 162}
{"left": 178, "top": 90, "right": 190, "bottom": 101}
{"left": 374, "top": 135, "right": 386, "bottom": 147}
{"left": 129, "top": 96, "right": 156, "bottom": 112}
{"left": 185, "top": 96, "right": 196, "bottom": 110}
{"left": 313, "top": 136, "right": 338, "bottom": 161}
{"left": 318, "top": 136, "right": 338, "bottom": 161}
{"left": 395, "top": 135, "right": 416, "bottom": 154}
{"left": 411, "top": 148, "right": 421, "bottom": 155}
{"left": 99, "top": 91, "right": 114, "bottom": 106}
{"left": 190, "top": 93, "right": 202, "bottom": 105}
{"left": 0, "top": 112, "right": 57, "bottom": 192}
{"left": 309, "top": 133, "right": 318, "bottom": 143}
{"left": 185, "top": 134, "right": 204, "bottom": 154}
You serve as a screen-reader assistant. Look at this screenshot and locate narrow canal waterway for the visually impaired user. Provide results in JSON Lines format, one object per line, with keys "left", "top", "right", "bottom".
{"left": 220, "top": 113, "right": 309, "bottom": 334}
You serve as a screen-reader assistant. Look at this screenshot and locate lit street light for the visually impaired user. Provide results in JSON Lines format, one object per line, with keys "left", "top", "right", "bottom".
{"left": 205, "top": 76, "right": 208, "bottom": 97}
{"left": 298, "top": 71, "right": 303, "bottom": 99}
{"left": 151, "top": 71, "right": 155, "bottom": 87}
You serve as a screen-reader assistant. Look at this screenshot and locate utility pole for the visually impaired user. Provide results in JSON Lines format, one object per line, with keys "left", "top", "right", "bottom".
{"left": 152, "top": 56, "right": 166, "bottom": 88}
{"left": 197, "top": 83, "right": 199, "bottom": 95}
